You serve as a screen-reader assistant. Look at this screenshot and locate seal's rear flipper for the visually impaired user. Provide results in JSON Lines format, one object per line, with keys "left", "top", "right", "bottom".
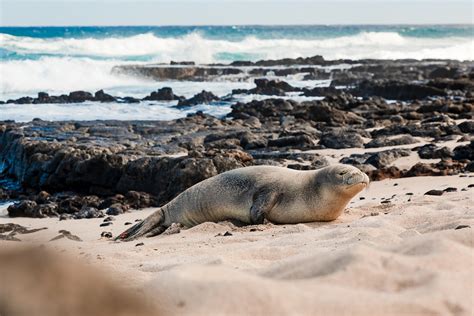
{"left": 115, "top": 208, "right": 165, "bottom": 241}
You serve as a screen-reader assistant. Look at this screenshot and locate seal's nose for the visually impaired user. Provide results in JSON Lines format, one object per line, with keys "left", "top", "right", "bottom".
{"left": 346, "top": 171, "right": 370, "bottom": 186}
{"left": 362, "top": 173, "right": 370, "bottom": 185}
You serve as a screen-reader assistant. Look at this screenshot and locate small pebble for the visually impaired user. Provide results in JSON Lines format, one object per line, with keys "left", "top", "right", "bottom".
{"left": 100, "top": 222, "right": 112, "bottom": 227}
{"left": 424, "top": 190, "right": 444, "bottom": 196}
{"left": 468, "top": 184, "right": 474, "bottom": 188}
{"left": 455, "top": 225, "right": 470, "bottom": 230}
{"left": 124, "top": 222, "right": 132, "bottom": 226}
{"left": 406, "top": 192, "right": 413, "bottom": 196}
{"left": 443, "top": 187, "right": 457, "bottom": 193}
{"left": 393, "top": 183, "right": 398, "bottom": 186}
{"left": 215, "top": 231, "right": 233, "bottom": 237}
{"left": 103, "top": 216, "right": 115, "bottom": 222}
{"left": 359, "top": 197, "right": 365, "bottom": 200}
{"left": 101, "top": 231, "right": 113, "bottom": 238}
{"left": 135, "top": 242, "right": 144, "bottom": 247}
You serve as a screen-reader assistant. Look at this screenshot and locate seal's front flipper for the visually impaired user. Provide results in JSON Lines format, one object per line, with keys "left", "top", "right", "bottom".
{"left": 250, "top": 189, "right": 279, "bottom": 224}
{"left": 115, "top": 208, "right": 165, "bottom": 241}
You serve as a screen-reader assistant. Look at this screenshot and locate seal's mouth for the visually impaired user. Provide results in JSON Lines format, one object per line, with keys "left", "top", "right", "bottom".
{"left": 346, "top": 181, "right": 368, "bottom": 190}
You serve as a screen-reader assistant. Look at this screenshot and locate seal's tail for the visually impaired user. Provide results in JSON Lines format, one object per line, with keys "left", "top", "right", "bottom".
{"left": 115, "top": 208, "right": 166, "bottom": 241}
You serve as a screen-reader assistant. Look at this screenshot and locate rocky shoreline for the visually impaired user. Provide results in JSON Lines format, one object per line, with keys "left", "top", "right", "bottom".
{"left": 1, "top": 56, "right": 473, "bottom": 219}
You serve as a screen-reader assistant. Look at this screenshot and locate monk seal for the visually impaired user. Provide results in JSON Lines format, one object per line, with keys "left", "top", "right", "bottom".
{"left": 116, "top": 164, "right": 369, "bottom": 241}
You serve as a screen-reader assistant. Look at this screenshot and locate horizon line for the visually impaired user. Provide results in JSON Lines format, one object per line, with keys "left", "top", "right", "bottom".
{"left": 1, "top": 23, "right": 473, "bottom": 28}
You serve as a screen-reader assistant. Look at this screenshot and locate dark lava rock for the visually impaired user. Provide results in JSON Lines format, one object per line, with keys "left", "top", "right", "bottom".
{"left": 367, "top": 166, "right": 403, "bottom": 181}
{"left": 94, "top": 90, "right": 116, "bottom": 102}
{"left": 453, "top": 141, "right": 474, "bottom": 161}
{"left": 105, "top": 203, "right": 129, "bottom": 215}
{"left": 32, "top": 203, "right": 59, "bottom": 218}
{"left": 35, "top": 191, "right": 51, "bottom": 204}
{"left": 36, "top": 92, "right": 50, "bottom": 103}
{"left": 125, "top": 191, "right": 158, "bottom": 209}
{"left": 216, "top": 231, "right": 233, "bottom": 237}
{"left": 143, "top": 87, "right": 182, "bottom": 101}
{"left": 13, "top": 96, "right": 34, "bottom": 104}
{"left": 68, "top": 91, "right": 95, "bottom": 102}
{"left": 466, "top": 161, "right": 474, "bottom": 172}
{"left": 100, "top": 222, "right": 112, "bottom": 227}
{"left": 306, "top": 102, "right": 365, "bottom": 126}
{"left": 339, "top": 153, "right": 372, "bottom": 166}
{"left": 119, "top": 96, "right": 140, "bottom": 103}
{"left": 73, "top": 207, "right": 104, "bottom": 219}
{"left": 353, "top": 80, "right": 447, "bottom": 100}
{"left": 58, "top": 196, "right": 101, "bottom": 214}
{"left": 365, "top": 149, "right": 411, "bottom": 168}
{"left": 417, "top": 144, "right": 453, "bottom": 159}
{"left": 458, "top": 121, "right": 474, "bottom": 134}
{"left": 365, "top": 135, "right": 417, "bottom": 148}
{"left": 443, "top": 187, "right": 457, "bottom": 192}
{"left": 268, "top": 134, "right": 317, "bottom": 149}
{"left": 101, "top": 231, "right": 113, "bottom": 238}
{"left": 98, "top": 194, "right": 126, "bottom": 210}
{"left": 240, "top": 132, "right": 268, "bottom": 149}
{"left": 229, "top": 98, "right": 295, "bottom": 120}
{"left": 320, "top": 129, "right": 364, "bottom": 149}
{"left": 249, "top": 78, "right": 297, "bottom": 96}
{"left": 404, "top": 161, "right": 465, "bottom": 177}
{"left": 429, "top": 67, "right": 458, "bottom": 79}
{"left": 170, "top": 61, "right": 195, "bottom": 65}
{"left": 454, "top": 225, "right": 470, "bottom": 230}
{"left": 424, "top": 189, "right": 444, "bottom": 196}
{"left": 7, "top": 201, "right": 38, "bottom": 217}
{"left": 177, "top": 90, "right": 219, "bottom": 107}
{"left": 135, "top": 242, "right": 144, "bottom": 247}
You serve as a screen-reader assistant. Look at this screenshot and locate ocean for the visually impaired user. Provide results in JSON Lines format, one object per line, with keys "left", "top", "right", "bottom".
{"left": 0, "top": 25, "right": 473, "bottom": 121}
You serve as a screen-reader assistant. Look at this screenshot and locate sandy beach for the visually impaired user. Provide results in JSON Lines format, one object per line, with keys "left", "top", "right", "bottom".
{"left": 1, "top": 173, "right": 473, "bottom": 315}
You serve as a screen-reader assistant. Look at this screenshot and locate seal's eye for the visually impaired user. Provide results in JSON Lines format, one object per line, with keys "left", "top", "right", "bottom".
{"left": 338, "top": 171, "right": 348, "bottom": 176}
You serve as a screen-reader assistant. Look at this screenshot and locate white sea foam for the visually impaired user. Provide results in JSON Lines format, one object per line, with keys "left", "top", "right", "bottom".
{"left": 0, "top": 57, "right": 151, "bottom": 98}
{"left": 0, "top": 59, "right": 257, "bottom": 100}
{"left": 1, "top": 31, "right": 472, "bottom": 97}
{"left": 2, "top": 32, "right": 472, "bottom": 62}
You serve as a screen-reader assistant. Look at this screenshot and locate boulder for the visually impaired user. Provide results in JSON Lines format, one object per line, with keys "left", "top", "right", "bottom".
{"left": 353, "top": 80, "right": 447, "bottom": 100}
{"left": 143, "top": 87, "right": 182, "bottom": 101}
{"left": 68, "top": 91, "right": 95, "bottom": 103}
{"left": 319, "top": 129, "right": 364, "bottom": 149}
{"left": 365, "top": 135, "right": 417, "bottom": 148}
{"left": 94, "top": 90, "right": 116, "bottom": 102}
{"left": 453, "top": 141, "right": 474, "bottom": 161}
{"left": 177, "top": 90, "right": 219, "bottom": 107}
{"left": 417, "top": 144, "right": 453, "bottom": 159}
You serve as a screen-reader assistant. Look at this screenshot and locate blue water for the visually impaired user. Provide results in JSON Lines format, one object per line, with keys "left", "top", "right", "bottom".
{"left": 1, "top": 25, "right": 472, "bottom": 41}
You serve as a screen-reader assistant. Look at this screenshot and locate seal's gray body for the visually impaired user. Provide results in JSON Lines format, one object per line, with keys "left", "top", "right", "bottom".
{"left": 117, "top": 164, "right": 369, "bottom": 241}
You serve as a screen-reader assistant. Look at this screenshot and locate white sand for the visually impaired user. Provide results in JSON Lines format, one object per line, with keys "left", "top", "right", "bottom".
{"left": 1, "top": 174, "right": 473, "bottom": 315}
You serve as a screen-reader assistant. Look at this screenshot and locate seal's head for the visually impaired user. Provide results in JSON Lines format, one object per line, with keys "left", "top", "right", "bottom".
{"left": 317, "top": 164, "right": 370, "bottom": 198}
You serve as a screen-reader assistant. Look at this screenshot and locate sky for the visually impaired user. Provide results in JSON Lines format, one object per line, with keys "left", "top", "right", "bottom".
{"left": 0, "top": 0, "right": 472, "bottom": 26}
